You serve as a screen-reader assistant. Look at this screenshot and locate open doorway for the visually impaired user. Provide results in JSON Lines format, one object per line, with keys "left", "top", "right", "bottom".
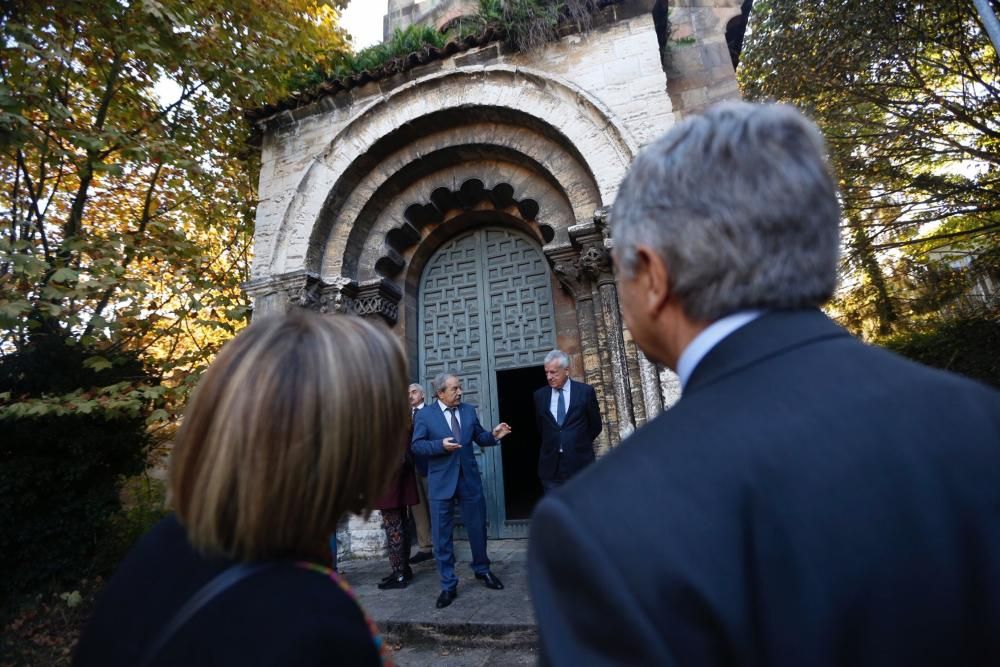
{"left": 496, "top": 365, "right": 547, "bottom": 520}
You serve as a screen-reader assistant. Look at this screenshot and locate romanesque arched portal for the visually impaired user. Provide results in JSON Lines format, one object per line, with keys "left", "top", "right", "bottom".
{"left": 242, "top": 0, "right": 754, "bottom": 548}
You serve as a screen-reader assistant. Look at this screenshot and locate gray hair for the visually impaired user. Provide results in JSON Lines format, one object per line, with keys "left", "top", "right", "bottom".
{"left": 408, "top": 383, "right": 424, "bottom": 396}
{"left": 543, "top": 350, "right": 570, "bottom": 369}
{"left": 432, "top": 372, "right": 457, "bottom": 394}
{"left": 611, "top": 101, "right": 841, "bottom": 321}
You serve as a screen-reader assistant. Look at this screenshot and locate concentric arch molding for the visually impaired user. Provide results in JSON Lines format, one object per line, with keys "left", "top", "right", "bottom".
{"left": 261, "top": 65, "right": 638, "bottom": 279}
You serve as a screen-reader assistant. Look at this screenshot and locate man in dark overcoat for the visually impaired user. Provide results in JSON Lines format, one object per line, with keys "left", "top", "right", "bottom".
{"left": 533, "top": 349, "right": 602, "bottom": 492}
{"left": 527, "top": 101, "right": 1000, "bottom": 666}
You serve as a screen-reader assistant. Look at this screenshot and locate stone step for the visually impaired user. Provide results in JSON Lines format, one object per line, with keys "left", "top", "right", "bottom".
{"left": 337, "top": 539, "right": 536, "bottom": 652}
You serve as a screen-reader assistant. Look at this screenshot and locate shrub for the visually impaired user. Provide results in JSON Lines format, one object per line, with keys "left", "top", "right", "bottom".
{"left": 93, "top": 474, "right": 169, "bottom": 575}
{"left": 0, "top": 336, "right": 152, "bottom": 598}
{"left": 882, "top": 316, "right": 1000, "bottom": 388}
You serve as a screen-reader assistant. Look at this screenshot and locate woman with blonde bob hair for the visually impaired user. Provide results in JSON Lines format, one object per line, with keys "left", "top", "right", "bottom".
{"left": 75, "top": 310, "right": 406, "bottom": 667}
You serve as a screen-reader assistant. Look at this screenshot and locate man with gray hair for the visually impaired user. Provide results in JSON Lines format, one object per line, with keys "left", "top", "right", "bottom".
{"left": 528, "top": 102, "right": 1000, "bottom": 665}
{"left": 406, "top": 383, "right": 434, "bottom": 565}
{"left": 412, "top": 372, "right": 512, "bottom": 608}
{"left": 533, "top": 350, "right": 602, "bottom": 492}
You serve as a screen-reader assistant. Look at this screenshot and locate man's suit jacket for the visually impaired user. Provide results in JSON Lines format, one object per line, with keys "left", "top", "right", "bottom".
{"left": 528, "top": 309, "right": 1000, "bottom": 666}
{"left": 410, "top": 405, "right": 429, "bottom": 477}
{"left": 533, "top": 380, "right": 602, "bottom": 480}
{"left": 411, "top": 402, "right": 499, "bottom": 501}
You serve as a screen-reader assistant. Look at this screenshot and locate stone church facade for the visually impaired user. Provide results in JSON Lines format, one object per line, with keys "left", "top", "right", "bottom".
{"left": 245, "top": 0, "right": 746, "bottom": 555}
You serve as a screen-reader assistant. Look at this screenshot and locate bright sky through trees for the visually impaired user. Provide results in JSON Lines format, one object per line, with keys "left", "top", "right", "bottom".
{"left": 341, "top": 0, "right": 389, "bottom": 50}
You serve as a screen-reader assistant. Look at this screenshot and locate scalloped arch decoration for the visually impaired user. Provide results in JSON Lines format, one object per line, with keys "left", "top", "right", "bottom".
{"left": 374, "top": 178, "right": 552, "bottom": 278}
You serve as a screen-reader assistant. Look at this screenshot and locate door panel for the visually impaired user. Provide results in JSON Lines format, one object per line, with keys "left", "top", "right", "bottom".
{"left": 419, "top": 227, "right": 555, "bottom": 538}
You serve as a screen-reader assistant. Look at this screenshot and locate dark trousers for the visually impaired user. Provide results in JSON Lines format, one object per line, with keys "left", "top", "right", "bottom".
{"left": 541, "top": 452, "right": 572, "bottom": 494}
{"left": 430, "top": 470, "right": 490, "bottom": 592}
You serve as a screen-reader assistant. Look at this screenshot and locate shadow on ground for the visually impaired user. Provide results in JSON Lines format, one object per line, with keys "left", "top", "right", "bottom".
{"left": 339, "top": 539, "right": 538, "bottom": 666}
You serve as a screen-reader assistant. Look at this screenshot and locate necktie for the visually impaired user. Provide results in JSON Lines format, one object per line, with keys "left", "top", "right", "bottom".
{"left": 556, "top": 387, "right": 566, "bottom": 426}
{"left": 411, "top": 407, "right": 417, "bottom": 422}
{"left": 448, "top": 407, "right": 461, "bottom": 442}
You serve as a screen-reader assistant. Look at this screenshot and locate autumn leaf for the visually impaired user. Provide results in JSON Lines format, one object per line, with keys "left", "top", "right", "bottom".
{"left": 83, "top": 356, "right": 114, "bottom": 372}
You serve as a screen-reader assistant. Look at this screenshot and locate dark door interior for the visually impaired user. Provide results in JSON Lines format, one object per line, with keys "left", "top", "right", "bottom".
{"left": 496, "top": 365, "right": 547, "bottom": 520}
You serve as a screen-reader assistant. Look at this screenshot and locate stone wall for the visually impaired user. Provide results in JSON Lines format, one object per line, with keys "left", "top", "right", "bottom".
{"left": 666, "top": 0, "right": 743, "bottom": 117}
{"left": 335, "top": 513, "right": 387, "bottom": 562}
{"left": 384, "top": 0, "right": 479, "bottom": 39}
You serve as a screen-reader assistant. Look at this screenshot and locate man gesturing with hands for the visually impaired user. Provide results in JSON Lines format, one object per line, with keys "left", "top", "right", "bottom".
{"left": 410, "top": 372, "right": 511, "bottom": 608}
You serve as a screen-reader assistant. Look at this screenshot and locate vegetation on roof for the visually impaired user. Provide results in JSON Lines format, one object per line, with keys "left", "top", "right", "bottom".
{"left": 472, "top": 0, "right": 602, "bottom": 52}
{"left": 289, "top": 0, "right": 606, "bottom": 94}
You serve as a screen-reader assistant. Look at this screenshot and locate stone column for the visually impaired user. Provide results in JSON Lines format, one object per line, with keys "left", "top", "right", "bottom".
{"left": 572, "top": 220, "right": 636, "bottom": 443}
{"left": 546, "top": 244, "right": 616, "bottom": 454}
{"left": 660, "top": 367, "right": 682, "bottom": 409}
{"left": 639, "top": 352, "right": 665, "bottom": 420}
{"left": 622, "top": 331, "right": 648, "bottom": 427}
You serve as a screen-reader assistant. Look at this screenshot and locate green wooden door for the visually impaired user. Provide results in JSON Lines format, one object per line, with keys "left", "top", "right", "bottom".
{"left": 419, "top": 227, "right": 555, "bottom": 538}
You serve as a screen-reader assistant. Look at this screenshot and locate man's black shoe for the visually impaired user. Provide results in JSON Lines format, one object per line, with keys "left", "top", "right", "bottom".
{"left": 435, "top": 589, "right": 457, "bottom": 608}
{"left": 409, "top": 551, "right": 434, "bottom": 564}
{"left": 475, "top": 572, "right": 504, "bottom": 590}
{"left": 378, "top": 572, "right": 409, "bottom": 590}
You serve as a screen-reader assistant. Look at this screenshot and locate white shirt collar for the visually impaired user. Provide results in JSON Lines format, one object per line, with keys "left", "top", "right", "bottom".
{"left": 438, "top": 400, "right": 455, "bottom": 413}
{"left": 676, "top": 310, "right": 764, "bottom": 389}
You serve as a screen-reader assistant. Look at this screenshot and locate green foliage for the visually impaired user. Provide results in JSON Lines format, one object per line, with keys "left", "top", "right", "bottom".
{"left": 0, "top": 0, "right": 348, "bottom": 597}
{"left": 480, "top": 0, "right": 599, "bottom": 51}
{"left": 0, "top": 339, "right": 152, "bottom": 597}
{"left": 344, "top": 25, "right": 450, "bottom": 76}
{"left": 740, "top": 0, "right": 1000, "bottom": 338}
{"left": 882, "top": 317, "right": 1000, "bottom": 388}
{"left": 296, "top": 0, "right": 604, "bottom": 90}
{"left": 0, "top": 0, "right": 350, "bottom": 425}
{"left": 479, "top": 0, "right": 562, "bottom": 51}
{"left": 94, "top": 474, "right": 169, "bottom": 575}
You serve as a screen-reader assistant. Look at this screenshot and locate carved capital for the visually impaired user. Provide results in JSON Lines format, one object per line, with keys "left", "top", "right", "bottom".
{"left": 297, "top": 275, "right": 355, "bottom": 314}
{"left": 244, "top": 271, "right": 401, "bottom": 322}
{"left": 568, "top": 210, "right": 616, "bottom": 286}
{"left": 593, "top": 206, "right": 610, "bottom": 230}
{"left": 578, "top": 244, "right": 611, "bottom": 281}
{"left": 350, "top": 278, "right": 402, "bottom": 325}
{"left": 243, "top": 270, "right": 315, "bottom": 317}
{"left": 545, "top": 245, "right": 592, "bottom": 299}
{"left": 243, "top": 270, "right": 309, "bottom": 303}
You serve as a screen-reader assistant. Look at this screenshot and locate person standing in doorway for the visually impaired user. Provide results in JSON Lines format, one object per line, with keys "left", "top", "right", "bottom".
{"left": 533, "top": 350, "right": 602, "bottom": 493}
{"left": 411, "top": 372, "right": 511, "bottom": 608}
{"left": 406, "top": 383, "right": 434, "bottom": 565}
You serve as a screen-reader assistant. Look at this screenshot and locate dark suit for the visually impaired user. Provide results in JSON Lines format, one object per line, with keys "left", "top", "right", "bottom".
{"left": 411, "top": 401, "right": 499, "bottom": 591}
{"left": 533, "top": 380, "right": 601, "bottom": 489}
{"left": 528, "top": 309, "right": 1000, "bottom": 666}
